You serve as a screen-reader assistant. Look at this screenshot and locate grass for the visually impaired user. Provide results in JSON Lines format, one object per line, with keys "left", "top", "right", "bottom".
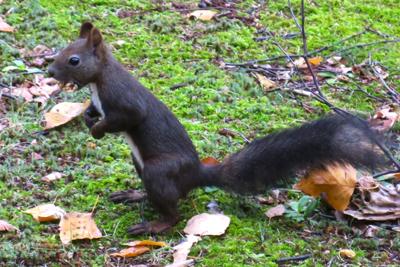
{"left": 1, "top": 0, "right": 399, "bottom": 266}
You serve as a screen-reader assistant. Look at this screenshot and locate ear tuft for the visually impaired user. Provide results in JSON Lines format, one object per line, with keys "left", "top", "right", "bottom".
{"left": 89, "top": 28, "right": 103, "bottom": 47}
{"left": 79, "top": 22, "right": 94, "bottom": 38}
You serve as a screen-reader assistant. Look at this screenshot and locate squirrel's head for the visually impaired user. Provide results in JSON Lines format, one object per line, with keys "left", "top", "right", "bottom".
{"left": 48, "top": 22, "right": 106, "bottom": 87}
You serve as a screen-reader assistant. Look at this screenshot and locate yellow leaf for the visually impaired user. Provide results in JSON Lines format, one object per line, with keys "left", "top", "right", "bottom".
{"left": 294, "top": 164, "right": 356, "bottom": 211}
{"left": 110, "top": 246, "right": 150, "bottom": 258}
{"left": 187, "top": 10, "right": 217, "bottom": 21}
{"left": 253, "top": 73, "right": 277, "bottom": 91}
{"left": 308, "top": 56, "right": 323, "bottom": 66}
{"left": 44, "top": 101, "right": 90, "bottom": 129}
{"left": 183, "top": 213, "right": 230, "bottom": 236}
{"left": 24, "top": 204, "right": 66, "bottom": 222}
{"left": 339, "top": 249, "right": 356, "bottom": 259}
{"left": 59, "top": 212, "right": 102, "bottom": 245}
{"left": 124, "top": 240, "right": 167, "bottom": 247}
{"left": 0, "top": 17, "right": 14, "bottom": 32}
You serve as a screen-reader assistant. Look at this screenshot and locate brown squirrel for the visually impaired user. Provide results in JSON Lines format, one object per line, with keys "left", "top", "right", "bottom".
{"left": 48, "top": 22, "right": 384, "bottom": 235}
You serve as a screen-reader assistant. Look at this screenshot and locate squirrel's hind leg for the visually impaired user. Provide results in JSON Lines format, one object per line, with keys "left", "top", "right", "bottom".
{"left": 126, "top": 157, "right": 182, "bottom": 235}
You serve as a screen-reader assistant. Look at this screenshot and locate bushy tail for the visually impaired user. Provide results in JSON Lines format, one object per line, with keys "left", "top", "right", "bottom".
{"left": 201, "top": 115, "right": 385, "bottom": 194}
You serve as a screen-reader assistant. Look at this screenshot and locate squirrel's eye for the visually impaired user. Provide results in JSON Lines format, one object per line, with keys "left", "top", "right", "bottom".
{"left": 68, "top": 56, "right": 80, "bottom": 66}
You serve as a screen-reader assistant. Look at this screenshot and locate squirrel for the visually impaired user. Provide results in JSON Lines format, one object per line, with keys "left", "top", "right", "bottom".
{"left": 48, "top": 22, "right": 384, "bottom": 235}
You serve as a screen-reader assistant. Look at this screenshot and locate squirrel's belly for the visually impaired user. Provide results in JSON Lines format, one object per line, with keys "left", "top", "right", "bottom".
{"left": 122, "top": 132, "right": 144, "bottom": 170}
{"left": 89, "top": 83, "right": 105, "bottom": 118}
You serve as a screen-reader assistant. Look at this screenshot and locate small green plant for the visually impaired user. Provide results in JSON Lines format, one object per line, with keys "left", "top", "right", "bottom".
{"left": 2, "top": 59, "right": 42, "bottom": 74}
{"left": 285, "top": 195, "right": 320, "bottom": 222}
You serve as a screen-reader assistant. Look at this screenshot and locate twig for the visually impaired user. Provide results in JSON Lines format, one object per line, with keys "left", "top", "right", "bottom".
{"left": 330, "top": 39, "right": 400, "bottom": 57}
{"left": 276, "top": 253, "right": 312, "bottom": 264}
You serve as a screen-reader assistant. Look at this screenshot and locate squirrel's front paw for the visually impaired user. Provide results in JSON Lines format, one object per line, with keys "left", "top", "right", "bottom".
{"left": 90, "top": 123, "right": 105, "bottom": 139}
{"left": 84, "top": 110, "right": 100, "bottom": 129}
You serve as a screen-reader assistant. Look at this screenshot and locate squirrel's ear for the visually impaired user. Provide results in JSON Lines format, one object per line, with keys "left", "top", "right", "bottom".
{"left": 79, "top": 22, "right": 94, "bottom": 38}
{"left": 87, "top": 28, "right": 103, "bottom": 47}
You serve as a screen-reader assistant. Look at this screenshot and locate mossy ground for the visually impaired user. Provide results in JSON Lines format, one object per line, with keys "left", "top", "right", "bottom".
{"left": 1, "top": 0, "right": 399, "bottom": 266}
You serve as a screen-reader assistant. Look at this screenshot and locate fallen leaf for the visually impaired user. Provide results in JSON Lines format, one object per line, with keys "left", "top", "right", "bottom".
{"left": 41, "top": 172, "right": 64, "bottom": 183}
{"left": 369, "top": 104, "right": 399, "bottom": 132}
{"left": 326, "top": 56, "right": 342, "bottom": 65}
{"left": 59, "top": 212, "right": 102, "bottom": 245}
{"left": 253, "top": 73, "right": 277, "bottom": 91}
{"left": 339, "top": 249, "right": 356, "bottom": 259}
{"left": 123, "top": 240, "right": 166, "bottom": 247}
{"left": 287, "top": 57, "right": 307, "bottom": 69}
{"left": 9, "top": 87, "right": 33, "bottom": 102}
{"left": 110, "top": 246, "right": 150, "bottom": 258}
{"left": 265, "top": 204, "right": 285, "bottom": 219}
{"left": 201, "top": 157, "right": 219, "bottom": 166}
{"left": 357, "top": 176, "right": 379, "bottom": 191}
{"left": 294, "top": 164, "right": 356, "bottom": 211}
{"left": 308, "top": 56, "right": 323, "bottom": 66}
{"left": 0, "top": 17, "right": 14, "bottom": 32}
{"left": 344, "top": 183, "right": 400, "bottom": 221}
{"left": 24, "top": 204, "right": 66, "bottom": 222}
{"left": 363, "top": 225, "right": 381, "bottom": 238}
{"left": 44, "top": 101, "right": 90, "bottom": 129}
{"left": 183, "top": 213, "right": 230, "bottom": 236}
{"left": 168, "top": 235, "right": 201, "bottom": 266}
{"left": 187, "top": 10, "right": 217, "bottom": 21}
{"left": 0, "top": 220, "right": 19, "bottom": 232}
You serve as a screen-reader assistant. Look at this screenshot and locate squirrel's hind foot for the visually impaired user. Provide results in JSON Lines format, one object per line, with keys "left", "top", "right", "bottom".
{"left": 109, "top": 189, "right": 147, "bottom": 204}
{"left": 127, "top": 218, "right": 178, "bottom": 235}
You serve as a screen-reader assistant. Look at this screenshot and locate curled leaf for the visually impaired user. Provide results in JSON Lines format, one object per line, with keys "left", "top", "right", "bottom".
{"left": 24, "top": 204, "right": 66, "bottom": 222}
{"left": 123, "top": 240, "right": 166, "bottom": 247}
{"left": 0, "top": 17, "right": 14, "bottom": 32}
{"left": 110, "top": 246, "right": 150, "bottom": 258}
{"left": 41, "top": 171, "right": 64, "bottom": 183}
{"left": 339, "top": 249, "right": 356, "bottom": 259}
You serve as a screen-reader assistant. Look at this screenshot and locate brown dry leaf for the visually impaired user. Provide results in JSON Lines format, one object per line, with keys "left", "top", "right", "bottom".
{"left": 339, "top": 249, "right": 356, "bottom": 259}
{"left": 343, "top": 183, "right": 400, "bottom": 221}
{"left": 59, "top": 212, "right": 102, "bottom": 245}
{"left": 394, "top": 173, "right": 400, "bottom": 181}
{"left": 308, "top": 56, "right": 323, "bottom": 66}
{"left": 294, "top": 164, "right": 356, "bottom": 211}
{"left": 187, "top": 10, "right": 217, "bottom": 21}
{"left": 44, "top": 101, "right": 90, "bottom": 129}
{"left": 0, "top": 17, "right": 14, "bottom": 32}
{"left": 0, "top": 220, "right": 19, "bottom": 232}
{"left": 30, "top": 76, "right": 61, "bottom": 98}
{"left": 24, "top": 204, "right": 66, "bottom": 222}
{"left": 253, "top": 73, "right": 277, "bottom": 91}
{"left": 287, "top": 57, "right": 307, "bottom": 69}
{"left": 41, "top": 172, "right": 64, "bottom": 183}
{"left": 363, "top": 225, "right": 381, "bottom": 238}
{"left": 168, "top": 234, "right": 201, "bottom": 266}
{"left": 110, "top": 246, "right": 150, "bottom": 258}
{"left": 326, "top": 56, "right": 342, "bottom": 65}
{"left": 9, "top": 87, "right": 34, "bottom": 102}
{"left": 265, "top": 204, "right": 285, "bottom": 219}
{"left": 183, "top": 213, "right": 230, "bottom": 236}
{"left": 369, "top": 104, "right": 399, "bottom": 132}
{"left": 124, "top": 240, "right": 166, "bottom": 247}
{"left": 357, "top": 176, "right": 379, "bottom": 191}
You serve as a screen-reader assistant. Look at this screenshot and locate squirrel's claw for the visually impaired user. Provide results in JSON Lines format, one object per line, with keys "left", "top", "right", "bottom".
{"left": 127, "top": 220, "right": 174, "bottom": 235}
{"left": 109, "top": 189, "right": 147, "bottom": 204}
